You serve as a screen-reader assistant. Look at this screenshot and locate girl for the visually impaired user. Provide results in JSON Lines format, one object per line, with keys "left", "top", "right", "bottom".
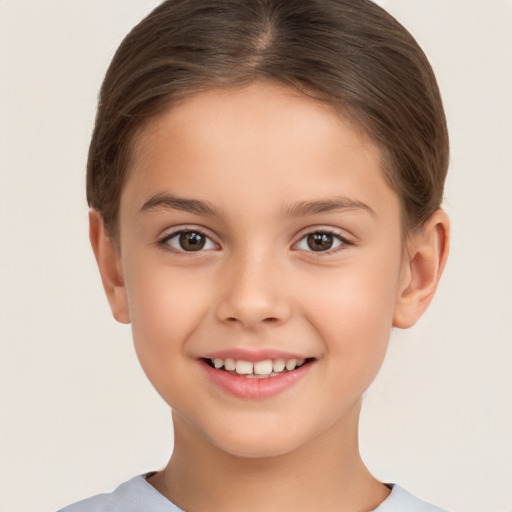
{"left": 60, "top": 1, "right": 451, "bottom": 510}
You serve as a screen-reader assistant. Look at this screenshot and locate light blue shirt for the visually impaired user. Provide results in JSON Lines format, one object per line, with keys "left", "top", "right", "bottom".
{"left": 58, "top": 474, "right": 451, "bottom": 512}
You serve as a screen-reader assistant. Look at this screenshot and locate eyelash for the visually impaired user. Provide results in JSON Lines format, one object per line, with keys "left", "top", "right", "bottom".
{"left": 157, "top": 227, "right": 217, "bottom": 254}
{"left": 294, "top": 229, "right": 352, "bottom": 256}
{"left": 156, "top": 227, "right": 352, "bottom": 255}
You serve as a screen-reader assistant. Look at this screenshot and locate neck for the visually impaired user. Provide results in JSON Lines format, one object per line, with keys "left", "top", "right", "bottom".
{"left": 149, "top": 400, "right": 389, "bottom": 512}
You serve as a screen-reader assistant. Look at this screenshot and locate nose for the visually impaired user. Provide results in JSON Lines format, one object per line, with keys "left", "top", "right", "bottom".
{"left": 214, "top": 250, "right": 292, "bottom": 330}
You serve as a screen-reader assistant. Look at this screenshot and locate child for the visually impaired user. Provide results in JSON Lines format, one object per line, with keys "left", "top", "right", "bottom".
{"left": 59, "top": 0, "right": 451, "bottom": 510}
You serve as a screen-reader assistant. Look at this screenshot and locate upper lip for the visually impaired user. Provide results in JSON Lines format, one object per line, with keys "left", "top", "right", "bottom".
{"left": 201, "top": 348, "right": 313, "bottom": 362}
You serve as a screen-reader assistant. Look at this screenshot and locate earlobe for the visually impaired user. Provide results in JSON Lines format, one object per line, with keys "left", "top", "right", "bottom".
{"left": 392, "top": 210, "right": 450, "bottom": 329}
{"left": 89, "top": 210, "right": 131, "bottom": 324}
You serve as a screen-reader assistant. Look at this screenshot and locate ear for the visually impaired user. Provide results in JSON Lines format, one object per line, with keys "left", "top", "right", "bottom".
{"left": 393, "top": 209, "right": 450, "bottom": 329}
{"left": 89, "top": 210, "right": 131, "bottom": 324}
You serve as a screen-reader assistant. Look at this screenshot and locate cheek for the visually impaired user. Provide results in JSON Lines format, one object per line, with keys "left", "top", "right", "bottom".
{"left": 123, "top": 264, "right": 212, "bottom": 382}
{"left": 301, "top": 257, "right": 400, "bottom": 384}
{"left": 127, "top": 259, "right": 210, "bottom": 326}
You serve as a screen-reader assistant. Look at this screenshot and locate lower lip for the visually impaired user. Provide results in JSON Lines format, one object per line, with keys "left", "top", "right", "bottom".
{"left": 199, "top": 359, "right": 312, "bottom": 400}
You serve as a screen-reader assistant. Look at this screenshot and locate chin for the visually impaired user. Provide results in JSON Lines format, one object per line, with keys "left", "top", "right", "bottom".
{"left": 215, "top": 437, "right": 300, "bottom": 460}
{"left": 204, "top": 419, "right": 312, "bottom": 460}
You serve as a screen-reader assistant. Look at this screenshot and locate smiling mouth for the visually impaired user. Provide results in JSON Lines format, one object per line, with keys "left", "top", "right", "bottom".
{"left": 203, "top": 357, "right": 314, "bottom": 378}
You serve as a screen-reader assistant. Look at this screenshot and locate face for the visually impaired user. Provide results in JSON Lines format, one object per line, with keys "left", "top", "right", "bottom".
{"left": 115, "top": 82, "right": 409, "bottom": 458}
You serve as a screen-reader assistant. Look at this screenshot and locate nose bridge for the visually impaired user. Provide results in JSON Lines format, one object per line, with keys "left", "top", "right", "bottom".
{"left": 215, "top": 244, "right": 291, "bottom": 329}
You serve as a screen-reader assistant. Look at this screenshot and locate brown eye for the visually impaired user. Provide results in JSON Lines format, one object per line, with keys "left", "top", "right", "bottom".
{"left": 295, "top": 231, "right": 347, "bottom": 253}
{"left": 162, "top": 230, "right": 217, "bottom": 252}
{"left": 307, "top": 232, "right": 334, "bottom": 251}
{"left": 179, "top": 232, "right": 206, "bottom": 251}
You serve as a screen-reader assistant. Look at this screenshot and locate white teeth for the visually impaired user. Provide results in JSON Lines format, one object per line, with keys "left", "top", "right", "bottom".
{"left": 285, "top": 359, "right": 298, "bottom": 371}
{"left": 209, "top": 356, "right": 309, "bottom": 376}
{"left": 273, "top": 358, "right": 286, "bottom": 372}
{"left": 224, "top": 358, "right": 236, "bottom": 371}
{"left": 235, "top": 360, "right": 253, "bottom": 375}
{"left": 254, "top": 360, "right": 273, "bottom": 375}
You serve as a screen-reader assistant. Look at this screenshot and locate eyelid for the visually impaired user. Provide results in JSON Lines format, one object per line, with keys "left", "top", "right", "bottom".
{"left": 292, "top": 227, "right": 353, "bottom": 254}
{"left": 157, "top": 225, "right": 220, "bottom": 252}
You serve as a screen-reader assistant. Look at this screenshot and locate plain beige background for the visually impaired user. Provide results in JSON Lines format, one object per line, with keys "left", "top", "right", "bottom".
{"left": 1, "top": 1, "right": 511, "bottom": 511}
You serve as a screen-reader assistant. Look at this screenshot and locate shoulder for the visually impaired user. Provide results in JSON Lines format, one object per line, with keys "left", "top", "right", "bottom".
{"left": 57, "top": 475, "right": 183, "bottom": 512}
{"left": 57, "top": 491, "right": 112, "bottom": 512}
{"left": 373, "top": 484, "right": 452, "bottom": 512}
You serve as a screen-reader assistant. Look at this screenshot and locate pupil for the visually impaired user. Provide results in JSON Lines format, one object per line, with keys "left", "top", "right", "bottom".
{"left": 179, "top": 232, "right": 205, "bottom": 251}
{"left": 307, "top": 233, "right": 333, "bottom": 251}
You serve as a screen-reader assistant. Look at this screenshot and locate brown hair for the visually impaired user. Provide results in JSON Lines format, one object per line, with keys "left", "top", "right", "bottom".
{"left": 87, "top": 0, "right": 448, "bottom": 239}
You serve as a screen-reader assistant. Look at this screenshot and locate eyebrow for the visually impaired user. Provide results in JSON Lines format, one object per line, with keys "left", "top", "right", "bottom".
{"left": 139, "top": 193, "right": 375, "bottom": 219}
{"left": 283, "top": 198, "right": 376, "bottom": 218}
{"left": 140, "top": 193, "right": 221, "bottom": 217}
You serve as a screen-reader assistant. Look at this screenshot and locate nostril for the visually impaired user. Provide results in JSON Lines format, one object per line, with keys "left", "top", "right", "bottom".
{"left": 224, "top": 316, "right": 278, "bottom": 325}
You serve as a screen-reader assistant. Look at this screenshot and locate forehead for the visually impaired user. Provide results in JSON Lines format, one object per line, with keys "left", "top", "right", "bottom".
{"left": 122, "top": 82, "right": 397, "bottom": 222}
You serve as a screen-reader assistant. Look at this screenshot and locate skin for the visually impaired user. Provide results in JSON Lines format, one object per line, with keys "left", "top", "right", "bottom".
{"left": 90, "top": 82, "right": 449, "bottom": 512}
